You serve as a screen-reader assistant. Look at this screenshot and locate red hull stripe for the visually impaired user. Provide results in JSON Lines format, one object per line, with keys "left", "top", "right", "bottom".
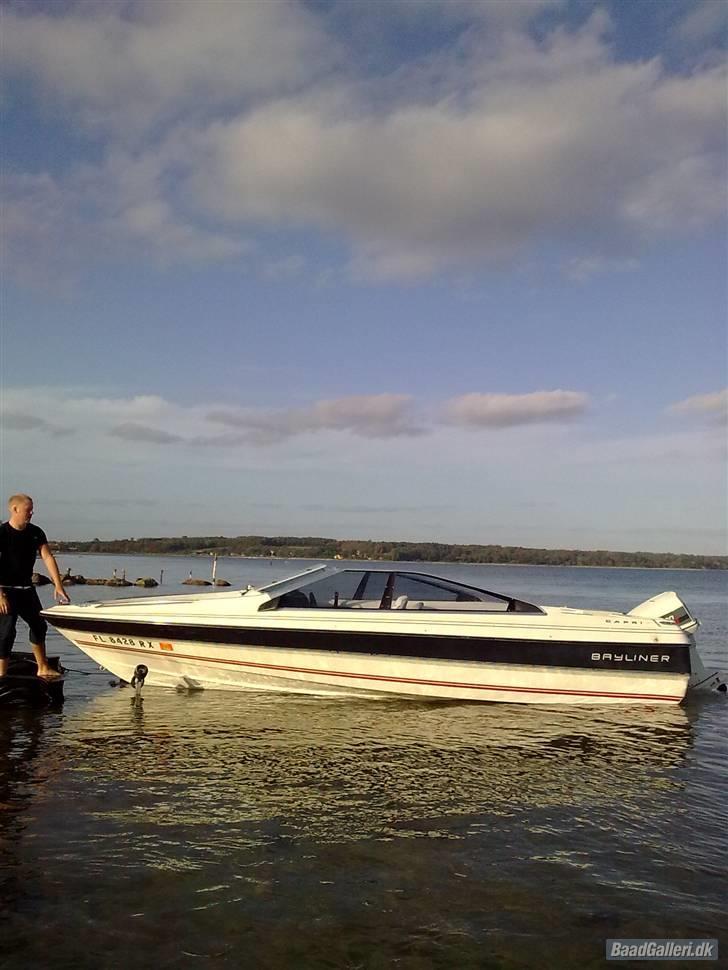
{"left": 76, "top": 639, "right": 683, "bottom": 701}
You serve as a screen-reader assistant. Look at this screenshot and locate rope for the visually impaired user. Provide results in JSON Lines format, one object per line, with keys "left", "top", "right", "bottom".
{"left": 58, "top": 666, "right": 112, "bottom": 677}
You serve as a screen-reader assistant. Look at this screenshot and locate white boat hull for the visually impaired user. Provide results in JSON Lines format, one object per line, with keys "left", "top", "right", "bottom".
{"left": 64, "top": 631, "right": 689, "bottom": 705}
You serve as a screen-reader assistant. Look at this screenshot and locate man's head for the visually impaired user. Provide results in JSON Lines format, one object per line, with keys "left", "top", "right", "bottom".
{"left": 7, "top": 494, "right": 34, "bottom": 529}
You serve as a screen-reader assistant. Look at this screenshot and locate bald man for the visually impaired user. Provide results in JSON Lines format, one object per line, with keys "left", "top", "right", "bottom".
{"left": 0, "top": 494, "right": 69, "bottom": 679}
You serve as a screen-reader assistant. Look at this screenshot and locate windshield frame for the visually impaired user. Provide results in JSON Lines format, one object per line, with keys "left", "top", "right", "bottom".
{"left": 262, "top": 567, "right": 543, "bottom": 614}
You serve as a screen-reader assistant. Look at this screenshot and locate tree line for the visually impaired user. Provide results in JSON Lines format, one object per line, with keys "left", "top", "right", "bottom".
{"left": 51, "top": 535, "right": 728, "bottom": 570}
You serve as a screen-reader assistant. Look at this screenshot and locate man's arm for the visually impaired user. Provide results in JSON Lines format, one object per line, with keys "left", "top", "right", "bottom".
{"left": 0, "top": 533, "right": 6, "bottom": 612}
{"left": 39, "top": 545, "right": 70, "bottom": 604}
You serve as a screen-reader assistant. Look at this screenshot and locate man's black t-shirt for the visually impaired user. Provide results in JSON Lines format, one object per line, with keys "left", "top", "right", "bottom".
{"left": 0, "top": 522, "right": 48, "bottom": 587}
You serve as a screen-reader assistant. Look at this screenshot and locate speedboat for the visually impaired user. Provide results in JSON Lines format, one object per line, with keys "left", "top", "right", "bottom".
{"left": 42, "top": 564, "right": 726, "bottom": 705}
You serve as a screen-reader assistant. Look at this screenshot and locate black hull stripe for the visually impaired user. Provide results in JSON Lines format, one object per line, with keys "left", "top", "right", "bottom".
{"left": 74, "top": 640, "right": 684, "bottom": 701}
{"left": 44, "top": 613, "right": 692, "bottom": 673}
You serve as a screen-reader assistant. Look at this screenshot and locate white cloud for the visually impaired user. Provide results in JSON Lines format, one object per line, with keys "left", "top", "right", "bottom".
{"left": 563, "top": 255, "right": 639, "bottom": 282}
{"left": 166, "top": 19, "right": 728, "bottom": 278}
{"left": 2, "top": 387, "right": 593, "bottom": 450}
{"left": 2, "top": 412, "right": 74, "bottom": 436}
{"left": 1, "top": 390, "right": 176, "bottom": 435}
{"left": 109, "top": 423, "right": 184, "bottom": 444}
{"left": 260, "top": 254, "right": 307, "bottom": 281}
{"left": 443, "top": 391, "right": 589, "bottom": 428}
{"left": 3, "top": 386, "right": 724, "bottom": 553}
{"left": 0, "top": 1, "right": 337, "bottom": 135}
{"left": 0, "top": 163, "right": 246, "bottom": 287}
{"left": 62, "top": 394, "right": 173, "bottom": 423}
{"left": 2, "top": 388, "right": 425, "bottom": 448}
{"left": 2, "top": 3, "right": 725, "bottom": 282}
{"left": 668, "top": 389, "right": 728, "bottom": 425}
{"left": 568, "top": 428, "right": 727, "bottom": 466}
{"left": 206, "top": 394, "right": 424, "bottom": 443}
{"left": 119, "top": 199, "right": 246, "bottom": 263}
{"left": 0, "top": 173, "right": 90, "bottom": 290}
{"left": 3, "top": 412, "right": 52, "bottom": 432}
{"left": 674, "top": 1, "right": 728, "bottom": 46}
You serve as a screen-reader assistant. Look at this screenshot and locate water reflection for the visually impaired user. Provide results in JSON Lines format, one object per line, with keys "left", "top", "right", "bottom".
{"left": 3, "top": 692, "right": 726, "bottom": 968}
{"left": 0, "top": 709, "right": 59, "bottom": 924}
{"left": 46, "top": 692, "right": 694, "bottom": 855}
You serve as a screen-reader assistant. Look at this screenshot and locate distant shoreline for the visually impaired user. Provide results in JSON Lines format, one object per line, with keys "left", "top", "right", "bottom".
{"left": 51, "top": 549, "right": 727, "bottom": 572}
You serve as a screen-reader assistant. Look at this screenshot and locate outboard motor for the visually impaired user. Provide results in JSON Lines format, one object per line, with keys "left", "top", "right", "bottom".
{"left": 628, "top": 592, "right": 726, "bottom": 693}
{"left": 628, "top": 591, "right": 699, "bottom": 633}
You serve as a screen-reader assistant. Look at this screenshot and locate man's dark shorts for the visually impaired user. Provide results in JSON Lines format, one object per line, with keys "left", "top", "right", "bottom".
{"left": 0, "top": 588, "right": 48, "bottom": 658}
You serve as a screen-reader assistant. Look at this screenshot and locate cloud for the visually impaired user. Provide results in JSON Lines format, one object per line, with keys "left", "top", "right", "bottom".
{"left": 563, "top": 255, "right": 639, "bottom": 282}
{"left": 0, "top": 162, "right": 247, "bottom": 288}
{"left": 4, "top": 387, "right": 426, "bottom": 448}
{"left": 0, "top": 1, "right": 337, "bottom": 136}
{"left": 118, "top": 198, "right": 248, "bottom": 264}
{"left": 260, "top": 254, "right": 307, "bottom": 281}
{"left": 3, "top": 387, "right": 424, "bottom": 449}
{"left": 674, "top": 1, "right": 728, "bottom": 46}
{"left": 668, "top": 389, "right": 728, "bottom": 425}
{"left": 67, "top": 394, "right": 170, "bottom": 419}
{"left": 0, "top": 172, "right": 93, "bottom": 291}
{"left": 2, "top": 411, "right": 74, "bottom": 436}
{"left": 569, "top": 429, "right": 727, "bottom": 466}
{"left": 185, "top": 13, "right": 726, "bottom": 279}
{"left": 109, "top": 422, "right": 183, "bottom": 444}
{"left": 206, "top": 394, "right": 424, "bottom": 443}
{"left": 2, "top": 389, "right": 186, "bottom": 442}
{"left": 442, "top": 391, "right": 589, "bottom": 428}
{"left": 0, "top": 387, "right": 596, "bottom": 447}
{"left": 3, "top": 412, "right": 53, "bottom": 432}
{"left": 2, "top": 3, "right": 725, "bottom": 283}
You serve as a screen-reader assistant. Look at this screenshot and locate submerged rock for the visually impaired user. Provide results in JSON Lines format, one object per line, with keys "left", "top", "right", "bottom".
{"left": 32, "top": 573, "right": 52, "bottom": 586}
{"left": 135, "top": 577, "right": 158, "bottom": 588}
{"left": 214, "top": 579, "right": 231, "bottom": 587}
{"left": 182, "top": 578, "right": 211, "bottom": 586}
{"left": 62, "top": 574, "right": 86, "bottom": 586}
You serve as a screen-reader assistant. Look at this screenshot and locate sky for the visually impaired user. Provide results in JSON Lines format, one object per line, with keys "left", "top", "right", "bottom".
{"left": 1, "top": 0, "right": 726, "bottom": 554}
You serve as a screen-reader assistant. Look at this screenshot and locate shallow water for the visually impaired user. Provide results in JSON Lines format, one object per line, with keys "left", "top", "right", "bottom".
{"left": 1, "top": 558, "right": 726, "bottom": 968}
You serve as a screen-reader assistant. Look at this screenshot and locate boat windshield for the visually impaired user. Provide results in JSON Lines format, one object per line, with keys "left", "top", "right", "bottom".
{"left": 266, "top": 569, "right": 542, "bottom": 613}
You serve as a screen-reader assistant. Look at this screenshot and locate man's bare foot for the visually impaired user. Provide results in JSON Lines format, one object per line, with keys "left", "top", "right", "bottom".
{"left": 37, "top": 669, "right": 62, "bottom": 680}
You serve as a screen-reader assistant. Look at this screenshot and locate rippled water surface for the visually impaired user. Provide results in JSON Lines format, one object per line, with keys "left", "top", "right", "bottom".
{"left": 1, "top": 558, "right": 726, "bottom": 969}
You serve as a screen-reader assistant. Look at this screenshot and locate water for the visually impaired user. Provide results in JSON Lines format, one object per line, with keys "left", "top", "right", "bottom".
{"left": 1, "top": 557, "right": 726, "bottom": 968}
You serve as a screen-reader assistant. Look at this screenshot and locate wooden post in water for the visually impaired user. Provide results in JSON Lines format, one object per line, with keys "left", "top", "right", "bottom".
{"left": 211, "top": 555, "right": 218, "bottom": 584}
{"left": 160, "top": 569, "right": 164, "bottom": 585}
